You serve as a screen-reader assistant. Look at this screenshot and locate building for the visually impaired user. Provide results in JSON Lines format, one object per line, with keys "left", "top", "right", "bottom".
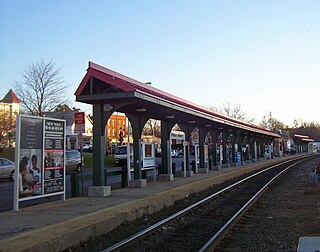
{"left": 272, "top": 129, "right": 292, "bottom": 156}
{"left": 0, "top": 89, "right": 20, "bottom": 146}
{"left": 106, "top": 113, "right": 127, "bottom": 144}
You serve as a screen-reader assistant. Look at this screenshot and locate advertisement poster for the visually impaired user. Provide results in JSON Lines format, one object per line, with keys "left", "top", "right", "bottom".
{"left": 18, "top": 117, "right": 43, "bottom": 198}
{"left": 44, "top": 119, "right": 65, "bottom": 194}
{"left": 142, "top": 143, "right": 155, "bottom": 168}
{"left": 14, "top": 115, "right": 65, "bottom": 210}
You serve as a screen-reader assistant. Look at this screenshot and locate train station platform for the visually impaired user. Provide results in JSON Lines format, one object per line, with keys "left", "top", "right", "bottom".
{"left": 0, "top": 157, "right": 297, "bottom": 252}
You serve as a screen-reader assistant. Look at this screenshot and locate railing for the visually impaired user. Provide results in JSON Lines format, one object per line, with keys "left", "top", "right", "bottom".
{"left": 70, "top": 166, "right": 157, "bottom": 197}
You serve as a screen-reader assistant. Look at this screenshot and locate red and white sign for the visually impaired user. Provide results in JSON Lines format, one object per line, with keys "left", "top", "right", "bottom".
{"left": 74, "top": 112, "right": 85, "bottom": 133}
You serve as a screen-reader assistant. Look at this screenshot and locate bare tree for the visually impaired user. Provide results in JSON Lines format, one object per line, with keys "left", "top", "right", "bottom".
{"left": 209, "top": 102, "right": 255, "bottom": 123}
{"left": 54, "top": 103, "right": 79, "bottom": 112}
{"left": 15, "top": 59, "right": 68, "bottom": 116}
{"left": 142, "top": 119, "right": 161, "bottom": 137}
{"left": 260, "top": 116, "right": 286, "bottom": 131}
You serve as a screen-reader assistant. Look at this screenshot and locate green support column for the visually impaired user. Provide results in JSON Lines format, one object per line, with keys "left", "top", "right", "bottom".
{"left": 263, "top": 140, "right": 268, "bottom": 157}
{"left": 257, "top": 139, "right": 261, "bottom": 158}
{"left": 179, "top": 125, "right": 193, "bottom": 172}
{"left": 185, "top": 143, "right": 190, "bottom": 171}
{"left": 239, "top": 136, "right": 245, "bottom": 163}
{"left": 92, "top": 103, "right": 108, "bottom": 186}
{"left": 132, "top": 126, "right": 142, "bottom": 180}
{"left": 199, "top": 128, "right": 206, "bottom": 168}
{"left": 249, "top": 138, "right": 255, "bottom": 161}
{"left": 237, "top": 135, "right": 244, "bottom": 163}
{"left": 126, "top": 114, "right": 148, "bottom": 180}
{"left": 210, "top": 130, "right": 218, "bottom": 166}
{"left": 160, "top": 120, "right": 174, "bottom": 174}
{"left": 231, "top": 133, "right": 236, "bottom": 163}
{"left": 222, "top": 131, "right": 230, "bottom": 165}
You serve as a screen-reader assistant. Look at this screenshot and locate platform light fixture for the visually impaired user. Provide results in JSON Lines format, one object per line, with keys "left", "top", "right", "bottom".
{"left": 103, "top": 103, "right": 113, "bottom": 112}
{"left": 136, "top": 108, "right": 146, "bottom": 112}
{"left": 188, "top": 120, "right": 196, "bottom": 124}
{"left": 165, "top": 115, "right": 175, "bottom": 119}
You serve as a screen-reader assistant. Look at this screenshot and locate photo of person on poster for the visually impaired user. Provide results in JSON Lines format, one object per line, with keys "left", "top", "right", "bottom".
{"left": 30, "top": 154, "right": 42, "bottom": 195}
{"left": 19, "top": 156, "right": 34, "bottom": 197}
{"left": 145, "top": 144, "right": 152, "bottom": 157}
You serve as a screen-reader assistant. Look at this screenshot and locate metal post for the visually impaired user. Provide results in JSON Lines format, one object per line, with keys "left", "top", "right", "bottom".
{"left": 183, "top": 141, "right": 188, "bottom": 177}
{"left": 127, "top": 142, "right": 131, "bottom": 184}
{"left": 195, "top": 144, "right": 199, "bottom": 173}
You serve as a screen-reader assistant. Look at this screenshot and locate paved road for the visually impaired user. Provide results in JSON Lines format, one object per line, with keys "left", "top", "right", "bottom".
{"left": 0, "top": 157, "right": 186, "bottom": 212}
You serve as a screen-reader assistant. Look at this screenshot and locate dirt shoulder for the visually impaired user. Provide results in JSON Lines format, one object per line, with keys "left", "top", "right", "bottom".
{"left": 216, "top": 156, "right": 320, "bottom": 251}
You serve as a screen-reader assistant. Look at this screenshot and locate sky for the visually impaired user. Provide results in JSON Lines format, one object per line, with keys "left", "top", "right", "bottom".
{"left": 1, "top": 0, "right": 319, "bottom": 126}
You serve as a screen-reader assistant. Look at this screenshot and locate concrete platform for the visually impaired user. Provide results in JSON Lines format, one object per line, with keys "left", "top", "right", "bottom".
{"left": 0, "top": 156, "right": 297, "bottom": 252}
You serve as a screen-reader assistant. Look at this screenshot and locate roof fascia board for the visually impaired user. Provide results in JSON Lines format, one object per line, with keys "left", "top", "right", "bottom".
{"left": 76, "top": 91, "right": 136, "bottom": 103}
{"left": 135, "top": 91, "right": 279, "bottom": 137}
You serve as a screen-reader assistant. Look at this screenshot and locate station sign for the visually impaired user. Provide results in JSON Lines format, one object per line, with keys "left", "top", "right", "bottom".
{"left": 74, "top": 112, "right": 85, "bottom": 133}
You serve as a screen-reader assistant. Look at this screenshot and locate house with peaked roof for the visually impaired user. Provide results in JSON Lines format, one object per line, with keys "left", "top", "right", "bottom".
{"left": 0, "top": 89, "right": 20, "bottom": 146}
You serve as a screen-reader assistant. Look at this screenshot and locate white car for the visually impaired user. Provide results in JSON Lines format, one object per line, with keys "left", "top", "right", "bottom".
{"left": 82, "top": 144, "right": 92, "bottom": 152}
{"left": 0, "top": 158, "right": 15, "bottom": 181}
{"left": 171, "top": 150, "right": 179, "bottom": 158}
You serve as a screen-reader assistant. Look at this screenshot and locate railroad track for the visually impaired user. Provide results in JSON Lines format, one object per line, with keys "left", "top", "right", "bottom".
{"left": 101, "top": 155, "right": 314, "bottom": 252}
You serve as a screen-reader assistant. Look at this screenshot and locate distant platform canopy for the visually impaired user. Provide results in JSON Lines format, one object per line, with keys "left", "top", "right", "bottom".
{"left": 75, "top": 62, "right": 279, "bottom": 139}
{"left": 293, "top": 134, "right": 314, "bottom": 142}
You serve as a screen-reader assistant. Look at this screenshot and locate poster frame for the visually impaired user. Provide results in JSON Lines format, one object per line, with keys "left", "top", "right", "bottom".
{"left": 13, "top": 114, "right": 66, "bottom": 211}
{"left": 142, "top": 142, "right": 155, "bottom": 168}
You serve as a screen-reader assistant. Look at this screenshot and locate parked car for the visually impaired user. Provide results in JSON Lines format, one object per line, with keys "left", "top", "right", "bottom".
{"left": 65, "top": 150, "right": 83, "bottom": 173}
{"left": 171, "top": 149, "right": 180, "bottom": 158}
{"left": 82, "top": 144, "right": 92, "bottom": 152}
{"left": 0, "top": 158, "right": 15, "bottom": 181}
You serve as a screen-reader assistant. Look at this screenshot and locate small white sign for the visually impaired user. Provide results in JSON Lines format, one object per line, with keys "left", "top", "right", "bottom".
{"left": 142, "top": 143, "right": 155, "bottom": 168}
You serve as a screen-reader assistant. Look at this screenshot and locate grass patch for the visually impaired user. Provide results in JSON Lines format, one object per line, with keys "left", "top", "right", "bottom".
{"left": 82, "top": 153, "right": 115, "bottom": 168}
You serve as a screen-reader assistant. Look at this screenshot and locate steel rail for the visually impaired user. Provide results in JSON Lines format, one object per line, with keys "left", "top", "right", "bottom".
{"left": 198, "top": 158, "right": 308, "bottom": 252}
{"left": 102, "top": 156, "right": 308, "bottom": 252}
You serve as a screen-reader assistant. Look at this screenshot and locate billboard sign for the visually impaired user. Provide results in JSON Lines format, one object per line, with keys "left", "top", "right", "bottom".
{"left": 14, "top": 115, "right": 66, "bottom": 211}
{"left": 74, "top": 112, "right": 85, "bottom": 133}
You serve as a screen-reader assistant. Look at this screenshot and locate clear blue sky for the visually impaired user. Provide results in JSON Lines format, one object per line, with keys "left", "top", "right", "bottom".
{"left": 1, "top": 0, "right": 319, "bottom": 126}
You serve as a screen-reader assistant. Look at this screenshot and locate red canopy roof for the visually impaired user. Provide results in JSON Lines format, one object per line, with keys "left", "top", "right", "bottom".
{"left": 75, "top": 62, "right": 277, "bottom": 136}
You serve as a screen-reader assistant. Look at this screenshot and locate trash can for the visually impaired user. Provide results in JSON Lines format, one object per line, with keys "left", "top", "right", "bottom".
{"left": 191, "top": 160, "right": 196, "bottom": 173}
{"left": 172, "top": 162, "right": 176, "bottom": 175}
{"left": 121, "top": 166, "right": 128, "bottom": 187}
{"left": 70, "top": 173, "right": 79, "bottom": 197}
{"left": 158, "top": 164, "right": 162, "bottom": 174}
